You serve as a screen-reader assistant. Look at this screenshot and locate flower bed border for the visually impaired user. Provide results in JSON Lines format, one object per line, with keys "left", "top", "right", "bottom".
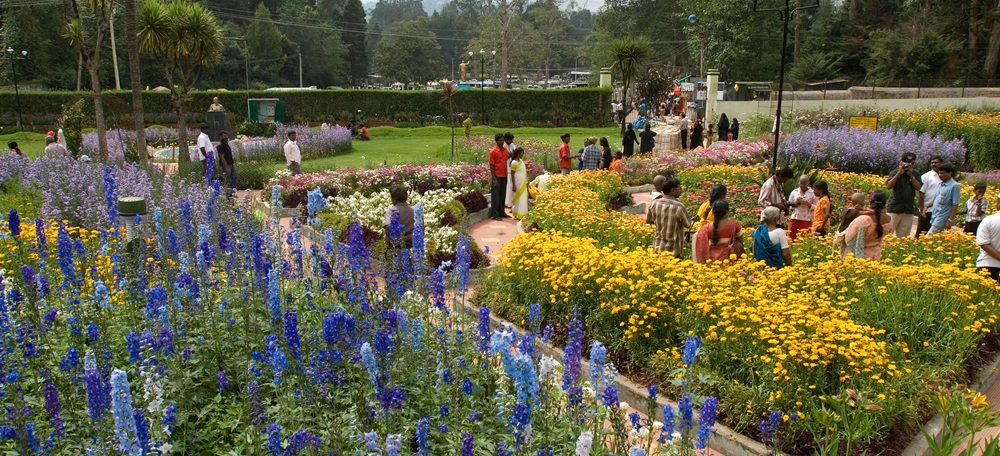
{"left": 902, "top": 349, "right": 1000, "bottom": 456}
{"left": 462, "top": 300, "right": 779, "bottom": 456}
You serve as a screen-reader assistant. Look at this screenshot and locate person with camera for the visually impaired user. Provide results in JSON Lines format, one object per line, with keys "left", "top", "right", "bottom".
{"left": 885, "top": 152, "right": 922, "bottom": 238}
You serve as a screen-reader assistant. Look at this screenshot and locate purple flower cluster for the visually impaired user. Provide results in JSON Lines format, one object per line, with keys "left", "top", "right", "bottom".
{"left": 234, "top": 124, "right": 352, "bottom": 163}
{"left": 779, "top": 126, "right": 966, "bottom": 175}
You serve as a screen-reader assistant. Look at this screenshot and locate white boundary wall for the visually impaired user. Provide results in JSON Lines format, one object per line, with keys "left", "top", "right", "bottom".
{"left": 716, "top": 97, "right": 1000, "bottom": 121}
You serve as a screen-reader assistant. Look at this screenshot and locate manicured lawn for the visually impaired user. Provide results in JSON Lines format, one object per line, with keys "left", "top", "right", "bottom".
{"left": 0, "top": 131, "right": 48, "bottom": 159}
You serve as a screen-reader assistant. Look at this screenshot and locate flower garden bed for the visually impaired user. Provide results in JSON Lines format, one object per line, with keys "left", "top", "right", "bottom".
{"left": 474, "top": 168, "right": 1000, "bottom": 455}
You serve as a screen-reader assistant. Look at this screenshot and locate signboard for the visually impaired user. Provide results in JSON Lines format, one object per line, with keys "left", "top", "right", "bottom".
{"left": 717, "top": 82, "right": 725, "bottom": 101}
{"left": 848, "top": 116, "right": 878, "bottom": 131}
{"left": 696, "top": 82, "right": 707, "bottom": 101}
{"left": 681, "top": 82, "right": 695, "bottom": 92}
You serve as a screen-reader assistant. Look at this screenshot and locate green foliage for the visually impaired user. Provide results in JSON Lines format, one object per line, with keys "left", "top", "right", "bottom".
{"left": 863, "top": 29, "right": 959, "bottom": 85}
{"left": 278, "top": 0, "right": 348, "bottom": 87}
{"left": 60, "top": 100, "right": 85, "bottom": 157}
{"left": 677, "top": 0, "right": 782, "bottom": 81}
{"left": 340, "top": 0, "right": 369, "bottom": 87}
{"left": 430, "top": 198, "right": 467, "bottom": 224}
{"left": 0, "top": 180, "right": 42, "bottom": 220}
{"left": 0, "top": 88, "right": 613, "bottom": 126}
{"left": 633, "top": 64, "right": 678, "bottom": 108}
{"left": 373, "top": 19, "right": 446, "bottom": 85}
{"left": 787, "top": 52, "right": 844, "bottom": 84}
{"left": 245, "top": 3, "right": 288, "bottom": 78}
{"left": 610, "top": 35, "right": 650, "bottom": 132}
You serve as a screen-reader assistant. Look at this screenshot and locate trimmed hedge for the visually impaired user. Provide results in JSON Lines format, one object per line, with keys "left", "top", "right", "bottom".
{"left": 0, "top": 88, "right": 613, "bottom": 127}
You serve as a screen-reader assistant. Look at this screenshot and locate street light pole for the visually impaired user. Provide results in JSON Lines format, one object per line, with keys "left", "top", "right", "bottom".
{"left": 753, "top": 0, "right": 818, "bottom": 172}
{"left": 479, "top": 49, "right": 485, "bottom": 125}
{"left": 491, "top": 50, "right": 496, "bottom": 88}
{"left": 6, "top": 48, "right": 27, "bottom": 132}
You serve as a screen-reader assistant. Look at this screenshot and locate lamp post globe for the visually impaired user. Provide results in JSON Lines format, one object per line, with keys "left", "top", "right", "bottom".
{"left": 688, "top": 14, "right": 697, "bottom": 22}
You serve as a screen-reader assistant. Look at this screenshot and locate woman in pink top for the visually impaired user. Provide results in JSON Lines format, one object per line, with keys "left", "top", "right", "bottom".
{"left": 839, "top": 190, "right": 893, "bottom": 260}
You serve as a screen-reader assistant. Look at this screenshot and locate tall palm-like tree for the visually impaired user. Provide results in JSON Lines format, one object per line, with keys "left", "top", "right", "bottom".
{"left": 64, "top": 0, "right": 112, "bottom": 162}
{"left": 125, "top": 0, "right": 147, "bottom": 167}
{"left": 137, "top": 0, "right": 223, "bottom": 164}
{"left": 610, "top": 35, "right": 651, "bottom": 135}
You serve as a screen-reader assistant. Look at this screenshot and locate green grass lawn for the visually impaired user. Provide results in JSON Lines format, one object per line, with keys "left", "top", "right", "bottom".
{"left": 241, "top": 125, "right": 622, "bottom": 180}
{"left": 0, "top": 131, "right": 48, "bottom": 159}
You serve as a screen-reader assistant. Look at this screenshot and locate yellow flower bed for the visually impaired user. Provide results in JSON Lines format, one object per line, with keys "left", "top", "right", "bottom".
{"left": 881, "top": 107, "right": 1000, "bottom": 169}
{"left": 483, "top": 229, "right": 1000, "bottom": 440}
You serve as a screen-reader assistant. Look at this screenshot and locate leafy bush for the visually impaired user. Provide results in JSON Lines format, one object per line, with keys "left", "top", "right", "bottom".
{"left": 455, "top": 191, "right": 489, "bottom": 213}
{"left": 778, "top": 126, "right": 966, "bottom": 175}
{"left": 881, "top": 107, "right": 1000, "bottom": 170}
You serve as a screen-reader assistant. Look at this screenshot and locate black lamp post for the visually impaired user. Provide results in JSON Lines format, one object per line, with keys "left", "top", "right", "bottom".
{"left": 753, "top": 0, "right": 818, "bottom": 172}
{"left": 479, "top": 49, "right": 485, "bottom": 125}
{"left": 6, "top": 47, "right": 27, "bottom": 132}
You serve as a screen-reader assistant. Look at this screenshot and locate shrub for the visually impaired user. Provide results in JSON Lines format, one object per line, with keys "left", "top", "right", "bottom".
{"left": 778, "top": 126, "right": 966, "bottom": 175}
{"left": 455, "top": 191, "right": 489, "bottom": 213}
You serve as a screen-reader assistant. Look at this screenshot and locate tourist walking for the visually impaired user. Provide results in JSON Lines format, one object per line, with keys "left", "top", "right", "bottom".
{"left": 623, "top": 124, "right": 639, "bottom": 158}
{"left": 976, "top": 212, "right": 1000, "bottom": 284}
{"left": 927, "top": 164, "right": 961, "bottom": 235}
{"left": 646, "top": 177, "right": 691, "bottom": 258}
{"left": 581, "top": 136, "right": 602, "bottom": 170}
{"left": 217, "top": 131, "right": 237, "bottom": 197}
{"left": 507, "top": 147, "right": 529, "bottom": 219}
{"left": 886, "top": 152, "right": 921, "bottom": 238}
{"left": 696, "top": 184, "right": 727, "bottom": 230}
{"left": 488, "top": 133, "right": 509, "bottom": 220}
{"left": 600, "top": 137, "right": 613, "bottom": 171}
{"left": 678, "top": 114, "right": 689, "bottom": 150}
{"left": 839, "top": 190, "right": 892, "bottom": 260}
{"left": 730, "top": 118, "right": 740, "bottom": 141}
{"left": 559, "top": 133, "right": 572, "bottom": 174}
{"left": 787, "top": 175, "right": 817, "bottom": 241}
{"left": 753, "top": 206, "right": 791, "bottom": 268}
{"left": 718, "top": 113, "right": 730, "bottom": 142}
{"left": 196, "top": 124, "right": 214, "bottom": 175}
{"left": 917, "top": 156, "right": 943, "bottom": 237}
{"left": 812, "top": 180, "right": 832, "bottom": 236}
{"left": 960, "top": 183, "right": 990, "bottom": 235}
{"left": 693, "top": 200, "right": 743, "bottom": 264}
{"left": 284, "top": 131, "right": 302, "bottom": 175}
{"left": 639, "top": 124, "right": 657, "bottom": 155}
{"left": 383, "top": 185, "right": 415, "bottom": 248}
{"left": 758, "top": 166, "right": 794, "bottom": 213}
{"left": 690, "top": 120, "right": 703, "bottom": 150}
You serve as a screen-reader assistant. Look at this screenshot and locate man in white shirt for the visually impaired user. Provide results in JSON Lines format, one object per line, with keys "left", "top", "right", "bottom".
{"left": 42, "top": 136, "right": 68, "bottom": 158}
{"left": 283, "top": 131, "right": 302, "bottom": 175}
{"left": 916, "top": 156, "right": 943, "bottom": 237}
{"left": 503, "top": 132, "right": 516, "bottom": 154}
{"left": 195, "top": 124, "right": 213, "bottom": 176}
{"left": 976, "top": 212, "right": 1000, "bottom": 284}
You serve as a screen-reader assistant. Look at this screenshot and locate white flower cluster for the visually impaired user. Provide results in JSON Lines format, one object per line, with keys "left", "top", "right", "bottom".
{"left": 326, "top": 187, "right": 471, "bottom": 252}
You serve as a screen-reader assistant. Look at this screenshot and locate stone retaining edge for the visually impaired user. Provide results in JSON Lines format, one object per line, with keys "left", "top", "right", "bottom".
{"left": 626, "top": 184, "right": 654, "bottom": 194}
{"left": 459, "top": 300, "right": 778, "bottom": 456}
{"left": 901, "top": 350, "right": 1000, "bottom": 456}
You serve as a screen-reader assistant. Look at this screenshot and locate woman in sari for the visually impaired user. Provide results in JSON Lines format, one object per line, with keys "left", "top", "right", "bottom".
{"left": 692, "top": 184, "right": 728, "bottom": 261}
{"left": 507, "top": 147, "right": 529, "bottom": 219}
{"left": 839, "top": 190, "right": 892, "bottom": 260}
{"left": 694, "top": 200, "right": 742, "bottom": 263}
{"left": 753, "top": 206, "right": 792, "bottom": 268}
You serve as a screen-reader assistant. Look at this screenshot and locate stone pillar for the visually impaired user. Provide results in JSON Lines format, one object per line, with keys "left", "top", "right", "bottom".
{"left": 705, "top": 69, "right": 720, "bottom": 125}
{"left": 600, "top": 68, "right": 612, "bottom": 88}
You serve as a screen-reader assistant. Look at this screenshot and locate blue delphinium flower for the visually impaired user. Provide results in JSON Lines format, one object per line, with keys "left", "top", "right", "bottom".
{"left": 629, "top": 411, "right": 641, "bottom": 429}
{"left": 57, "top": 223, "right": 75, "bottom": 286}
{"left": 360, "top": 341, "right": 378, "bottom": 390}
{"left": 759, "top": 410, "right": 782, "bottom": 444}
{"left": 21, "top": 265, "right": 34, "bottom": 287}
{"left": 411, "top": 203, "right": 425, "bottom": 273}
{"left": 266, "top": 422, "right": 282, "bottom": 456}
{"left": 519, "top": 332, "right": 535, "bottom": 358}
{"left": 628, "top": 446, "right": 646, "bottom": 456}
{"left": 133, "top": 409, "right": 150, "bottom": 454}
{"left": 44, "top": 379, "right": 64, "bottom": 436}
{"left": 477, "top": 306, "right": 491, "bottom": 353}
{"left": 430, "top": 267, "right": 445, "bottom": 311}
{"left": 306, "top": 188, "right": 328, "bottom": 225}
{"left": 363, "top": 430, "right": 380, "bottom": 453}
{"left": 59, "top": 346, "right": 79, "bottom": 373}
{"left": 696, "top": 397, "right": 719, "bottom": 449}
{"left": 440, "top": 404, "right": 450, "bottom": 417}
{"left": 683, "top": 335, "right": 701, "bottom": 367}
{"left": 589, "top": 341, "right": 607, "bottom": 393}
{"left": 248, "top": 381, "right": 267, "bottom": 428}
{"left": 648, "top": 384, "right": 658, "bottom": 399}
{"left": 103, "top": 167, "right": 119, "bottom": 227}
{"left": 284, "top": 307, "right": 301, "bottom": 363}
{"left": 496, "top": 442, "right": 512, "bottom": 456}
{"left": 659, "top": 404, "right": 675, "bottom": 443}
{"left": 469, "top": 409, "right": 481, "bottom": 423}
{"left": 110, "top": 369, "right": 142, "bottom": 456}
{"left": 415, "top": 417, "right": 429, "bottom": 455}
{"left": 86, "top": 321, "right": 99, "bottom": 344}
{"left": 385, "top": 434, "right": 402, "bottom": 456}
{"left": 542, "top": 325, "right": 554, "bottom": 343}
{"left": 602, "top": 386, "right": 619, "bottom": 410}
{"left": 126, "top": 331, "right": 141, "bottom": 364}
{"left": 461, "top": 431, "right": 474, "bottom": 456}
{"left": 562, "top": 316, "right": 583, "bottom": 391}
{"left": 217, "top": 370, "right": 229, "bottom": 395}
{"left": 268, "top": 268, "right": 281, "bottom": 323}
{"left": 463, "top": 378, "right": 474, "bottom": 395}
{"left": 377, "top": 385, "right": 406, "bottom": 410}
{"left": 8, "top": 209, "right": 20, "bottom": 238}
{"left": 84, "top": 351, "right": 108, "bottom": 421}
{"left": 286, "top": 429, "right": 322, "bottom": 455}
{"left": 677, "top": 394, "right": 693, "bottom": 432}
{"left": 527, "top": 303, "right": 540, "bottom": 334}
{"left": 454, "top": 233, "right": 472, "bottom": 293}
{"left": 162, "top": 405, "right": 177, "bottom": 435}
{"left": 265, "top": 334, "right": 289, "bottom": 385}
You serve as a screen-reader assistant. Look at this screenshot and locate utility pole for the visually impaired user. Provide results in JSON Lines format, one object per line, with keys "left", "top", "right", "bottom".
{"left": 299, "top": 53, "right": 303, "bottom": 88}
{"left": 753, "top": 0, "right": 818, "bottom": 172}
{"left": 110, "top": 8, "right": 121, "bottom": 90}
{"left": 6, "top": 48, "right": 26, "bottom": 132}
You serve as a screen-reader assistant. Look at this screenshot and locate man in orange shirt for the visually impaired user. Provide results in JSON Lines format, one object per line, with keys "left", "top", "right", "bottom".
{"left": 488, "top": 133, "right": 509, "bottom": 220}
{"left": 558, "top": 133, "right": 572, "bottom": 174}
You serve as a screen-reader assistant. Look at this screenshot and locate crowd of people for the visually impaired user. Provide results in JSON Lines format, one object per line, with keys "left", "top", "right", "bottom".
{"left": 641, "top": 153, "right": 1000, "bottom": 284}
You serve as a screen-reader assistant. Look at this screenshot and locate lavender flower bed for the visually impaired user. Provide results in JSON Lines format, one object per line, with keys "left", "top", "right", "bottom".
{"left": 778, "top": 126, "right": 966, "bottom": 175}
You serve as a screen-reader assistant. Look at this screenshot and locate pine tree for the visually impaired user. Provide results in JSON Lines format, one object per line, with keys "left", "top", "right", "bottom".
{"left": 341, "top": 0, "right": 369, "bottom": 87}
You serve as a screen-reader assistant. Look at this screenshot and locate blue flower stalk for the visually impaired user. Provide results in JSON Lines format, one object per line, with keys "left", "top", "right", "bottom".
{"left": 103, "top": 166, "right": 119, "bottom": 228}
{"left": 589, "top": 341, "right": 607, "bottom": 394}
{"left": 477, "top": 306, "right": 491, "bottom": 354}
{"left": 683, "top": 334, "right": 701, "bottom": 367}
{"left": 110, "top": 369, "right": 142, "bottom": 456}
{"left": 562, "top": 316, "right": 583, "bottom": 391}
{"left": 659, "top": 404, "right": 675, "bottom": 443}
{"left": 411, "top": 203, "right": 425, "bottom": 276}
{"left": 415, "top": 417, "right": 429, "bottom": 455}
{"left": 284, "top": 307, "right": 301, "bottom": 363}
{"left": 454, "top": 233, "right": 472, "bottom": 295}
{"left": 696, "top": 397, "right": 719, "bottom": 450}
{"left": 461, "top": 431, "right": 474, "bottom": 456}
{"left": 266, "top": 422, "right": 282, "bottom": 456}
{"left": 8, "top": 208, "right": 20, "bottom": 238}
{"left": 84, "top": 351, "right": 108, "bottom": 422}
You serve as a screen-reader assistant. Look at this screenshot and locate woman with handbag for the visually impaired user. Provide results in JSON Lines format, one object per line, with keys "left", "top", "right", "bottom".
{"left": 693, "top": 200, "right": 744, "bottom": 264}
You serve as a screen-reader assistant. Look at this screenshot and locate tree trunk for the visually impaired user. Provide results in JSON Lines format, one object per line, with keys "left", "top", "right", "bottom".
{"left": 985, "top": 0, "right": 1000, "bottom": 78}
{"left": 76, "top": 54, "right": 83, "bottom": 91}
{"left": 620, "top": 77, "right": 630, "bottom": 135}
{"left": 175, "top": 96, "right": 190, "bottom": 165}
{"left": 849, "top": 0, "right": 857, "bottom": 23}
{"left": 124, "top": 0, "right": 147, "bottom": 167}
{"left": 88, "top": 65, "right": 109, "bottom": 162}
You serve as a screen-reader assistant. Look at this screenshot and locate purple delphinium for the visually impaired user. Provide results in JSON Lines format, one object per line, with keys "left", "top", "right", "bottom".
{"left": 461, "top": 431, "right": 474, "bottom": 456}
{"left": 84, "top": 351, "right": 108, "bottom": 421}
{"left": 477, "top": 306, "right": 491, "bottom": 354}
{"left": 696, "top": 397, "right": 719, "bottom": 449}
{"left": 562, "top": 316, "right": 583, "bottom": 391}
{"left": 416, "top": 417, "right": 430, "bottom": 455}
{"left": 778, "top": 126, "right": 965, "bottom": 175}
{"left": 217, "top": 370, "right": 229, "bottom": 395}
{"left": 8, "top": 209, "right": 20, "bottom": 238}
{"left": 109, "top": 369, "right": 141, "bottom": 455}
{"left": 659, "top": 404, "right": 675, "bottom": 443}
{"left": 283, "top": 307, "right": 301, "bottom": 363}
{"left": 43, "top": 379, "right": 63, "bottom": 436}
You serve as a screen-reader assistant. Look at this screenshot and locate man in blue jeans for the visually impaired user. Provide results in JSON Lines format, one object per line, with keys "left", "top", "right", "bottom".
{"left": 927, "top": 163, "right": 961, "bottom": 235}
{"left": 217, "top": 131, "right": 237, "bottom": 197}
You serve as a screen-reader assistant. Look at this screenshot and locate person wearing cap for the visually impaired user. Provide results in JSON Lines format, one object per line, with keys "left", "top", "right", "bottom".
{"left": 195, "top": 124, "right": 213, "bottom": 176}
{"left": 7, "top": 141, "right": 24, "bottom": 157}
{"left": 488, "top": 133, "right": 509, "bottom": 220}
{"left": 43, "top": 136, "right": 69, "bottom": 158}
